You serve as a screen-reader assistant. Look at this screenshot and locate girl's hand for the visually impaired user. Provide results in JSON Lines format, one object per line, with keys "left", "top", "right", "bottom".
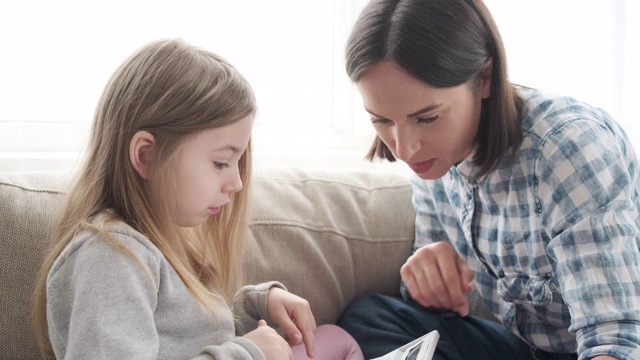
{"left": 400, "top": 241, "right": 474, "bottom": 316}
{"left": 267, "top": 287, "right": 317, "bottom": 358}
{"left": 244, "top": 320, "right": 293, "bottom": 360}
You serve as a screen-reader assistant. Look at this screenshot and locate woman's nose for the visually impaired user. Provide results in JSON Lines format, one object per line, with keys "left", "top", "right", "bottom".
{"left": 394, "top": 126, "right": 422, "bottom": 161}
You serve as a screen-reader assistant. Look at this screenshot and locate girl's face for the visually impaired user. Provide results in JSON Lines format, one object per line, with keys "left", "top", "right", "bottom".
{"left": 174, "top": 115, "right": 254, "bottom": 227}
{"left": 356, "top": 61, "right": 491, "bottom": 179}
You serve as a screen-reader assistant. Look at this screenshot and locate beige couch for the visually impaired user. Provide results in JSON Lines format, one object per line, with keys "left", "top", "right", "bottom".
{"left": 1, "top": 167, "right": 491, "bottom": 360}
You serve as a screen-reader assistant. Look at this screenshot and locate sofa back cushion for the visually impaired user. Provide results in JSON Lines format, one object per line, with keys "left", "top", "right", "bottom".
{"left": 245, "top": 168, "right": 415, "bottom": 326}
{"left": 0, "top": 168, "right": 414, "bottom": 360}
{"left": 1, "top": 172, "right": 68, "bottom": 360}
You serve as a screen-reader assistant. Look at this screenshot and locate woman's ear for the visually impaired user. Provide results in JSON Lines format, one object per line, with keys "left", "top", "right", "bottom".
{"left": 129, "top": 131, "right": 156, "bottom": 180}
{"left": 479, "top": 58, "right": 493, "bottom": 99}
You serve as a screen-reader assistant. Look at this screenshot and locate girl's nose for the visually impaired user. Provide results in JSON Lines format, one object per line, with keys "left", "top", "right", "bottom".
{"left": 222, "top": 170, "right": 243, "bottom": 194}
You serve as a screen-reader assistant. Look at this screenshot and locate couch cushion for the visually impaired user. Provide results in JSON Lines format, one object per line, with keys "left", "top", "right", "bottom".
{"left": 246, "top": 168, "right": 415, "bottom": 325}
{"left": 0, "top": 168, "right": 414, "bottom": 359}
{"left": 0, "top": 172, "right": 68, "bottom": 360}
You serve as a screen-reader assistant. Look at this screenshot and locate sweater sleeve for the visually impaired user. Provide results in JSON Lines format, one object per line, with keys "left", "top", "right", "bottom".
{"left": 231, "top": 281, "right": 287, "bottom": 335}
{"left": 198, "top": 338, "right": 266, "bottom": 360}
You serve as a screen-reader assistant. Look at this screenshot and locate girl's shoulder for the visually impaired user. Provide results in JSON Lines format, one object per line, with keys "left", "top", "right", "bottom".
{"left": 49, "top": 212, "right": 165, "bottom": 279}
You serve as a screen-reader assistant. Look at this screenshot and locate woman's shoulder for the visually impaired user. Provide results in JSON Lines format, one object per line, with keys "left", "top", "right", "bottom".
{"left": 516, "top": 86, "right": 627, "bottom": 146}
{"left": 518, "top": 87, "right": 610, "bottom": 131}
{"left": 512, "top": 86, "right": 638, "bottom": 179}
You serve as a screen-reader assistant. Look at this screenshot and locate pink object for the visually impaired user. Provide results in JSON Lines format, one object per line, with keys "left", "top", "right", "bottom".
{"left": 292, "top": 324, "right": 364, "bottom": 360}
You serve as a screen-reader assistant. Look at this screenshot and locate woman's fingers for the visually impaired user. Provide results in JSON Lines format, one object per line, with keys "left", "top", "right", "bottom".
{"left": 401, "top": 242, "right": 471, "bottom": 315}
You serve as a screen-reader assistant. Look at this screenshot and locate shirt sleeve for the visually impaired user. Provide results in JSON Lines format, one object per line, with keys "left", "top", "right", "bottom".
{"left": 536, "top": 117, "right": 640, "bottom": 359}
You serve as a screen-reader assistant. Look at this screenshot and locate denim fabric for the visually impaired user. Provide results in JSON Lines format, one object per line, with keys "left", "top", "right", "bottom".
{"left": 337, "top": 294, "right": 578, "bottom": 360}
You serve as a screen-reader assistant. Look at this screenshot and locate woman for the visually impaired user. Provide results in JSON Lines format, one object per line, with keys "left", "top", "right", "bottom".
{"left": 337, "top": 1, "right": 640, "bottom": 359}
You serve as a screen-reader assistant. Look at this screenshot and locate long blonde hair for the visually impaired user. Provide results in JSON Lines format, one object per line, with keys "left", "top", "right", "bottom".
{"left": 32, "top": 38, "right": 256, "bottom": 356}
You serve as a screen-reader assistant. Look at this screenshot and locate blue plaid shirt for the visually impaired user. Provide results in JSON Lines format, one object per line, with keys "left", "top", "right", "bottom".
{"left": 411, "top": 87, "right": 640, "bottom": 359}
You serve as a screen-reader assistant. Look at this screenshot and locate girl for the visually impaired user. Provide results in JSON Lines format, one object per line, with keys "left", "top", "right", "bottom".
{"left": 31, "top": 38, "right": 363, "bottom": 360}
{"left": 337, "top": 0, "right": 640, "bottom": 359}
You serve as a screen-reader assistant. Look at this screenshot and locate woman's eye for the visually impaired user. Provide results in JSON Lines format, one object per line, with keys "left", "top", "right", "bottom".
{"left": 371, "top": 117, "right": 392, "bottom": 125}
{"left": 213, "top": 162, "right": 230, "bottom": 169}
{"left": 417, "top": 115, "right": 440, "bottom": 124}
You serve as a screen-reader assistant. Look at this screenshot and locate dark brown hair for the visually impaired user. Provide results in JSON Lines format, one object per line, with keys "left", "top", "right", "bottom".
{"left": 347, "top": 0, "right": 523, "bottom": 178}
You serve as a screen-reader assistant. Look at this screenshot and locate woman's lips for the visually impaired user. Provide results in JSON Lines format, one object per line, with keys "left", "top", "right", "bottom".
{"left": 407, "top": 159, "right": 436, "bottom": 174}
{"left": 209, "top": 206, "right": 222, "bottom": 214}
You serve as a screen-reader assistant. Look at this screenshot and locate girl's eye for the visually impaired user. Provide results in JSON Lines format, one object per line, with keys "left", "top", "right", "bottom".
{"left": 213, "top": 162, "right": 230, "bottom": 170}
{"left": 417, "top": 115, "right": 440, "bottom": 124}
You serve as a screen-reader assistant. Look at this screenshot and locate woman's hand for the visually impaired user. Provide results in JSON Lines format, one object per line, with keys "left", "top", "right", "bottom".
{"left": 267, "top": 287, "right": 317, "bottom": 358}
{"left": 244, "top": 320, "right": 293, "bottom": 360}
{"left": 400, "top": 241, "right": 474, "bottom": 316}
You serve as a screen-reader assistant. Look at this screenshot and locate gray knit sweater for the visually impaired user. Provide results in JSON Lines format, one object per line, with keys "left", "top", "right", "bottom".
{"left": 46, "top": 217, "right": 281, "bottom": 359}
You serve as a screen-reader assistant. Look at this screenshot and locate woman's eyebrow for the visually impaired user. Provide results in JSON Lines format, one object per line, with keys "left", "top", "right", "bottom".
{"left": 364, "top": 103, "right": 443, "bottom": 119}
{"left": 407, "top": 103, "right": 443, "bottom": 117}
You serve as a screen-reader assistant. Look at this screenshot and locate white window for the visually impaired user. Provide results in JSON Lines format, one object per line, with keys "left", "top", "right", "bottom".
{"left": 487, "top": 0, "right": 639, "bottom": 137}
{"left": 0, "top": 0, "right": 637, "bottom": 174}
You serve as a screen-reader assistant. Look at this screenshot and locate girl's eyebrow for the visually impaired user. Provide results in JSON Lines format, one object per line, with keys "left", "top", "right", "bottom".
{"left": 364, "top": 103, "right": 444, "bottom": 119}
{"left": 212, "top": 145, "right": 242, "bottom": 153}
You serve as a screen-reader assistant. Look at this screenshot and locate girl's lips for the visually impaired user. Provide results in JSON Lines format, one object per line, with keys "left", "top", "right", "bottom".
{"left": 407, "top": 159, "right": 436, "bottom": 174}
{"left": 209, "top": 206, "right": 222, "bottom": 214}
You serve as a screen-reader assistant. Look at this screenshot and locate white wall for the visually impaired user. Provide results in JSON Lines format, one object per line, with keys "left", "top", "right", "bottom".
{"left": 0, "top": 0, "right": 637, "bottom": 175}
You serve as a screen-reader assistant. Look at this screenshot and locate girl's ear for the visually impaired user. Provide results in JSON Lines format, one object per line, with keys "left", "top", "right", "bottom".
{"left": 130, "top": 131, "right": 156, "bottom": 180}
{"left": 479, "top": 58, "right": 493, "bottom": 99}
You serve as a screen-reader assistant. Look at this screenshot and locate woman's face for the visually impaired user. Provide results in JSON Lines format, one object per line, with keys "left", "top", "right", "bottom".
{"left": 356, "top": 61, "right": 491, "bottom": 179}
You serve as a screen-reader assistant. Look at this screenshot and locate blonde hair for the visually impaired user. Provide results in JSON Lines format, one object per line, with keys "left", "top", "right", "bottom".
{"left": 32, "top": 38, "right": 256, "bottom": 356}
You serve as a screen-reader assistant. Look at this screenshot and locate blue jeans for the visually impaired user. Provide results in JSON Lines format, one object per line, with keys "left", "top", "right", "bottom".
{"left": 337, "top": 294, "right": 577, "bottom": 360}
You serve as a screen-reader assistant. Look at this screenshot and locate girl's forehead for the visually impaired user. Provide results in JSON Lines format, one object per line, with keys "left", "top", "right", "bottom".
{"left": 181, "top": 116, "right": 254, "bottom": 152}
